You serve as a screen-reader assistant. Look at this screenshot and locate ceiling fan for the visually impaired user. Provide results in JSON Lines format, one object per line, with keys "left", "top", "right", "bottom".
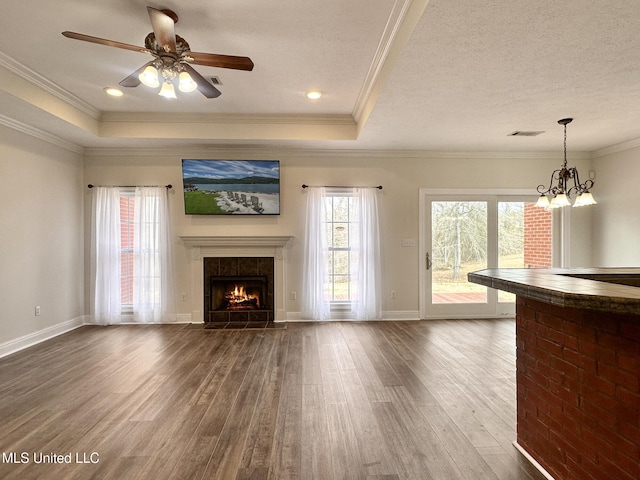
{"left": 62, "top": 6, "right": 254, "bottom": 99}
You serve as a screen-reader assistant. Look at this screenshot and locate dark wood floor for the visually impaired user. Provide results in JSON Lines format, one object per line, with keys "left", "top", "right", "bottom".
{"left": 0, "top": 320, "right": 546, "bottom": 480}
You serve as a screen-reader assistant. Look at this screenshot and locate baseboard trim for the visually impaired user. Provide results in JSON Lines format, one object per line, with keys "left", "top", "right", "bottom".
{"left": 383, "top": 310, "right": 421, "bottom": 320}
{"left": 176, "top": 314, "right": 194, "bottom": 323}
{"left": 0, "top": 316, "right": 86, "bottom": 359}
{"left": 513, "top": 442, "right": 556, "bottom": 480}
{"left": 285, "top": 310, "right": 421, "bottom": 322}
{"left": 84, "top": 313, "right": 196, "bottom": 325}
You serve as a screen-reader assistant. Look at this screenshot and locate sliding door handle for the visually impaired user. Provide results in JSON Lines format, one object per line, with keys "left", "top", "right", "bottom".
{"left": 426, "top": 252, "right": 432, "bottom": 270}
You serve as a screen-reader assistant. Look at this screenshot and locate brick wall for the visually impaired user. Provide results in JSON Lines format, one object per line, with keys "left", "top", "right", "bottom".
{"left": 524, "top": 203, "right": 552, "bottom": 267}
{"left": 516, "top": 297, "right": 640, "bottom": 480}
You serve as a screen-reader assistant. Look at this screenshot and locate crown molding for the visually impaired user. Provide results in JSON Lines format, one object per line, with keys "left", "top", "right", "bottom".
{"left": 591, "top": 136, "right": 640, "bottom": 158}
{"left": 0, "top": 52, "right": 100, "bottom": 120}
{"left": 83, "top": 144, "right": 593, "bottom": 159}
{"left": 0, "top": 114, "right": 84, "bottom": 154}
{"left": 100, "top": 112, "right": 355, "bottom": 126}
{"left": 352, "top": 0, "right": 432, "bottom": 132}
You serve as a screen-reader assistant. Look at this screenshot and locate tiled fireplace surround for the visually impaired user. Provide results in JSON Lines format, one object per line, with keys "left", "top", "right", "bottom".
{"left": 180, "top": 236, "right": 293, "bottom": 323}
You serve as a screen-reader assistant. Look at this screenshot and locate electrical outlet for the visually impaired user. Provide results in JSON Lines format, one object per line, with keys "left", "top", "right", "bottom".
{"left": 181, "top": 292, "right": 187, "bottom": 302}
{"left": 35, "top": 306, "right": 41, "bottom": 316}
{"left": 391, "top": 291, "right": 397, "bottom": 299}
{"left": 290, "top": 291, "right": 297, "bottom": 300}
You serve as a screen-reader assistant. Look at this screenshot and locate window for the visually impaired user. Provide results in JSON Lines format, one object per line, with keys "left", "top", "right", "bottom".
{"left": 302, "top": 186, "right": 381, "bottom": 320}
{"left": 91, "top": 186, "right": 174, "bottom": 324}
{"left": 325, "top": 194, "right": 354, "bottom": 304}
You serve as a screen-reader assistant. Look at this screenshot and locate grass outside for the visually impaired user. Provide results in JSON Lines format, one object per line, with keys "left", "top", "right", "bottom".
{"left": 184, "top": 191, "right": 227, "bottom": 215}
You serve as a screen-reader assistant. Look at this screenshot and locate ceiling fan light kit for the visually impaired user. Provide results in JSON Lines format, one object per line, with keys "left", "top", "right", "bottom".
{"left": 535, "top": 118, "right": 597, "bottom": 209}
{"left": 62, "top": 6, "right": 254, "bottom": 99}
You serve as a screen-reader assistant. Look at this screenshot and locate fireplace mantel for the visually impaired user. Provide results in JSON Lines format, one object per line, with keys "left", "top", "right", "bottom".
{"left": 180, "top": 236, "right": 293, "bottom": 322}
{"left": 180, "top": 236, "right": 293, "bottom": 249}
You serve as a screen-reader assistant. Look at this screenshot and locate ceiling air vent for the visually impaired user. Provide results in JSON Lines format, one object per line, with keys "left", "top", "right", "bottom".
{"left": 207, "top": 76, "right": 222, "bottom": 85}
{"left": 508, "top": 130, "right": 545, "bottom": 137}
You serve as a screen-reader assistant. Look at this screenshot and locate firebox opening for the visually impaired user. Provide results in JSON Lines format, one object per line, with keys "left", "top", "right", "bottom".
{"left": 210, "top": 276, "right": 269, "bottom": 311}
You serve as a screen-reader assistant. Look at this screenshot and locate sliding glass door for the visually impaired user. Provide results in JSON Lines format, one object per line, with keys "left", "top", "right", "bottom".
{"left": 422, "top": 194, "right": 553, "bottom": 318}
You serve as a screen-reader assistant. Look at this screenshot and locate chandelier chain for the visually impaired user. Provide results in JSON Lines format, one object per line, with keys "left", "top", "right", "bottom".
{"left": 563, "top": 123, "right": 568, "bottom": 169}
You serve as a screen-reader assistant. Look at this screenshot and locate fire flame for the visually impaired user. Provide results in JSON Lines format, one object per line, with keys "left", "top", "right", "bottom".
{"left": 225, "top": 284, "right": 260, "bottom": 309}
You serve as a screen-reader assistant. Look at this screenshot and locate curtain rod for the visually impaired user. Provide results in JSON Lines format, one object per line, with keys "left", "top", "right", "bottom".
{"left": 87, "top": 184, "right": 172, "bottom": 189}
{"left": 301, "top": 184, "right": 382, "bottom": 190}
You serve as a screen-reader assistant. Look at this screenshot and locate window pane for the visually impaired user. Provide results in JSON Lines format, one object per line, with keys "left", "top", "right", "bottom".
{"left": 333, "top": 223, "right": 349, "bottom": 248}
{"left": 333, "top": 251, "right": 350, "bottom": 274}
{"left": 333, "top": 197, "right": 350, "bottom": 221}
{"left": 332, "top": 275, "right": 350, "bottom": 301}
{"left": 325, "top": 222, "right": 333, "bottom": 246}
{"left": 326, "top": 251, "right": 334, "bottom": 271}
{"left": 431, "top": 201, "right": 488, "bottom": 304}
{"left": 498, "top": 202, "right": 524, "bottom": 268}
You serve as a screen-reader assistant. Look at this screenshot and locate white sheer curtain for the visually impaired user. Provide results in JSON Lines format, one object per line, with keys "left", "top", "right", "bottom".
{"left": 302, "top": 187, "right": 331, "bottom": 320}
{"left": 91, "top": 186, "right": 175, "bottom": 325}
{"left": 91, "top": 187, "right": 122, "bottom": 325}
{"left": 302, "top": 186, "right": 382, "bottom": 321}
{"left": 351, "top": 187, "right": 382, "bottom": 320}
{"left": 133, "top": 187, "right": 175, "bottom": 323}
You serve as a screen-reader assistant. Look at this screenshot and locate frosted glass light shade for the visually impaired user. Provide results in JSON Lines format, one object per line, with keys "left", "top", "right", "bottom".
{"left": 550, "top": 193, "right": 570, "bottom": 208}
{"left": 158, "top": 81, "right": 177, "bottom": 99}
{"left": 178, "top": 72, "right": 198, "bottom": 92}
{"left": 535, "top": 195, "right": 550, "bottom": 208}
{"left": 573, "top": 192, "right": 597, "bottom": 207}
{"left": 139, "top": 65, "right": 160, "bottom": 88}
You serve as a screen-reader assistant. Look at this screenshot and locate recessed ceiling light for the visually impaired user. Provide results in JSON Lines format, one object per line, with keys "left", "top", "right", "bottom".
{"left": 306, "top": 90, "right": 322, "bottom": 100}
{"left": 104, "top": 87, "right": 123, "bottom": 97}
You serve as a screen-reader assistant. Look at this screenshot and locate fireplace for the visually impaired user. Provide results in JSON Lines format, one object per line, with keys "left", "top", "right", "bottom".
{"left": 204, "top": 257, "right": 274, "bottom": 323}
{"left": 180, "top": 235, "right": 293, "bottom": 323}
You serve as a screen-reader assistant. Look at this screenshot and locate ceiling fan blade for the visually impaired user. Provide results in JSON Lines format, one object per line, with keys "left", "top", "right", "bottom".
{"left": 181, "top": 63, "right": 221, "bottom": 98}
{"left": 147, "top": 7, "right": 177, "bottom": 53}
{"left": 62, "top": 31, "right": 148, "bottom": 54}
{"left": 188, "top": 52, "right": 254, "bottom": 71}
{"left": 119, "top": 61, "right": 156, "bottom": 88}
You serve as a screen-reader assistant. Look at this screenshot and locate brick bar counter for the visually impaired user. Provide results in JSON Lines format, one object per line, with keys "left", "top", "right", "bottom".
{"left": 469, "top": 268, "right": 640, "bottom": 480}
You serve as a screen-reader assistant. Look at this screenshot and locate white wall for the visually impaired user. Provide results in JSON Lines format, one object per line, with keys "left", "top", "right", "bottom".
{"left": 0, "top": 126, "right": 84, "bottom": 348}
{"left": 84, "top": 149, "right": 595, "bottom": 320}
{"left": 591, "top": 146, "right": 640, "bottom": 266}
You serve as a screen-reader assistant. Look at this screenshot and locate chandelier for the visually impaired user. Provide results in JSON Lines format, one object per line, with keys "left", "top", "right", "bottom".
{"left": 535, "top": 118, "right": 596, "bottom": 209}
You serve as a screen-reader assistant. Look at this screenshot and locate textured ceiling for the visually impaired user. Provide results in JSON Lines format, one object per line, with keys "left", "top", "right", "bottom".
{"left": 2, "top": 0, "right": 640, "bottom": 153}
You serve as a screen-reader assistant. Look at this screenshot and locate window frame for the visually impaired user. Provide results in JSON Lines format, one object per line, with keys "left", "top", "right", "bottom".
{"left": 324, "top": 191, "right": 355, "bottom": 308}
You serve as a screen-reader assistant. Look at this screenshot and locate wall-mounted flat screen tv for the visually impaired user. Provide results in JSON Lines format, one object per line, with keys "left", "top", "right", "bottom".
{"left": 182, "top": 159, "right": 280, "bottom": 215}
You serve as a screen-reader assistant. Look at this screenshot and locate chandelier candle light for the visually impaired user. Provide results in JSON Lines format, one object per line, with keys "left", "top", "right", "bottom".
{"left": 535, "top": 118, "right": 596, "bottom": 209}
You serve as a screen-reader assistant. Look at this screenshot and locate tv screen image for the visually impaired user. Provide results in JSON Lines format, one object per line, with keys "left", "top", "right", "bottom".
{"left": 182, "top": 159, "right": 280, "bottom": 215}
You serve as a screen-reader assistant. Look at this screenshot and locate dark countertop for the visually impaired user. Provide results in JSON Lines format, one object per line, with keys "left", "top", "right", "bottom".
{"left": 468, "top": 268, "right": 640, "bottom": 314}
